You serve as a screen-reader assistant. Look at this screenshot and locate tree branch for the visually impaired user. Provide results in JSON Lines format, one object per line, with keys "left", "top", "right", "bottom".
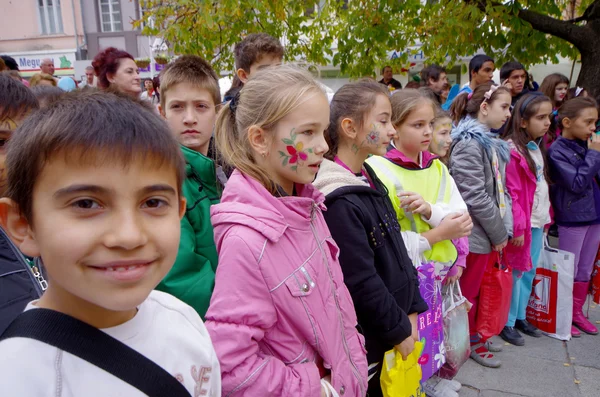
{"left": 517, "top": 7, "right": 590, "bottom": 51}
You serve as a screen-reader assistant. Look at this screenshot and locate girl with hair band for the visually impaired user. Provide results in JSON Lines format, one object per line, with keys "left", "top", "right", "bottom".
{"left": 449, "top": 83, "right": 513, "bottom": 368}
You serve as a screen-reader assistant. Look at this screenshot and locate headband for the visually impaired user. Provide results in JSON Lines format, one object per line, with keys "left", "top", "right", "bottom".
{"left": 519, "top": 91, "right": 545, "bottom": 116}
{"left": 575, "top": 87, "right": 584, "bottom": 97}
{"left": 483, "top": 85, "right": 498, "bottom": 101}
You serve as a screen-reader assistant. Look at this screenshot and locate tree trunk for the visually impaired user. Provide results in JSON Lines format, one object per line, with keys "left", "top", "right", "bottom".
{"left": 577, "top": 47, "right": 600, "bottom": 100}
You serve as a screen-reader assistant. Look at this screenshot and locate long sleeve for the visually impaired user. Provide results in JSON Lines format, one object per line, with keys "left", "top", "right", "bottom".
{"left": 156, "top": 214, "right": 216, "bottom": 318}
{"left": 324, "top": 200, "right": 413, "bottom": 346}
{"left": 549, "top": 147, "right": 600, "bottom": 194}
{"left": 425, "top": 173, "right": 468, "bottom": 228}
{"left": 205, "top": 235, "right": 321, "bottom": 397}
{"left": 451, "top": 140, "right": 508, "bottom": 245}
{"left": 505, "top": 153, "right": 527, "bottom": 238}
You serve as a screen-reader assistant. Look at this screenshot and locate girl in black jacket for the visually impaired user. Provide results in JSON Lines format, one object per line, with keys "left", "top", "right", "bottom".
{"left": 313, "top": 80, "right": 427, "bottom": 397}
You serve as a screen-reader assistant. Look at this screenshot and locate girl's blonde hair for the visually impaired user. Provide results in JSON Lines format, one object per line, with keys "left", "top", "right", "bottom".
{"left": 215, "top": 65, "right": 325, "bottom": 193}
{"left": 390, "top": 89, "right": 436, "bottom": 128}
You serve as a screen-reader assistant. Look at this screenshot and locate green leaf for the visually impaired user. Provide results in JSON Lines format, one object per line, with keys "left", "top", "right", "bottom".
{"left": 291, "top": 165, "right": 297, "bottom": 172}
{"left": 279, "top": 151, "right": 286, "bottom": 157}
{"left": 282, "top": 138, "right": 294, "bottom": 145}
{"left": 283, "top": 157, "right": 289, "bottom": 167}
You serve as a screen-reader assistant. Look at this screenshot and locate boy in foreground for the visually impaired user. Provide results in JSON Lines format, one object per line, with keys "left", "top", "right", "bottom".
{"left": 157, "top": 55, "right": 223, "bottom": 318}
{"left": 0, "top": 91, "right": 220, "bottom": 395}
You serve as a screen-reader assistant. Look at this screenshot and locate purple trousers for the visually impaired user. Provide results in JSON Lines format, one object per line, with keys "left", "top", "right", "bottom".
{"left": 559, "top": 224, "right": 600, "bottom": 282}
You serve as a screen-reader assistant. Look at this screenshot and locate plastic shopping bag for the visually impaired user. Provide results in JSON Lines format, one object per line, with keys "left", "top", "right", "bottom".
{"left": 416, "top": 261, "right": 445, "bottom": 381}
{"left": 438, "top": 282, "right": 471, "bottom": 380}
{"left": 476, "top": 252, "right": 512, "bottom": 340}
{"left": 590, "top": 249, "right": 600, "bottom": 305}
{"left": 380, "top": 341, "right": 425, "bottom": 397}
{"left": 526, "top": 238, "right": 574, "bottom": 340}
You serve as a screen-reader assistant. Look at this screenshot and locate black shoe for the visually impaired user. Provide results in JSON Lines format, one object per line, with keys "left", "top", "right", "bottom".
{"left": 500, "top": 326, "right": 525, "bottom": 346}
{"left": 515, "top": 319, "right": 542, "bottom": 338}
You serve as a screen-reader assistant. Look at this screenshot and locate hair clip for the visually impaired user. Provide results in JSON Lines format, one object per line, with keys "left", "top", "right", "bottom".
{"left": 467, "top": 92, "right": 474, "bottom": 100}
{"left": 575, "top": 87, "right": 584, "bottom": 97}
{"left": 483, "top": 85, "right": 499, "bottom": 101}
{"left": 229, "top": 90, "right": 241, "bottom": 113}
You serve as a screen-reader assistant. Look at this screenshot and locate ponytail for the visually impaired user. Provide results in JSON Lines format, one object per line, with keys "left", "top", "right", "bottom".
{"left": 450, "top": 82, "right": 511, "bottom": 125}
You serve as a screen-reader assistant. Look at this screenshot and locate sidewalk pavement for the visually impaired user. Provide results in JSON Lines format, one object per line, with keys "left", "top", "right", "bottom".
{"left": 456, "top": 303, "right": 600, "bottom": 397}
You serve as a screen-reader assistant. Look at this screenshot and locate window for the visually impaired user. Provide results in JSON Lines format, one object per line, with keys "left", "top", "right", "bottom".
{"left": 38, "top": 0, "right": 64, "bottom": 35}
{"left": 99, "top": 0, "right": 123, "bottom": 32}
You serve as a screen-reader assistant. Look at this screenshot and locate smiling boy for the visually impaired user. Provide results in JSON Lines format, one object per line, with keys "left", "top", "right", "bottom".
{"left": 0, "top": 91, "right": 220, "bottom": 395}
{"left": 157, "top": 55, "right": 223, "bottom": 318}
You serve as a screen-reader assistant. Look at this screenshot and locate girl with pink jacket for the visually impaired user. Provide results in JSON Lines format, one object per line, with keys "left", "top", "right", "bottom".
{"left": 501, "top": 92, "right": 553, "bottom": 346}
{"left": 205, "top": 66, "right": 368, "bottom": 397}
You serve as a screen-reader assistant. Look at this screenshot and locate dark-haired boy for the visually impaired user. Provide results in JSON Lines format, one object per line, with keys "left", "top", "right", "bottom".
{"left": 157, "top": 55, "right": 223, "bottom": 318}
{"left": 0, "top": 90, "right": 220, "bottom": 395}
{"left": 224, "top": 33, "right": 284, "bottom": 101}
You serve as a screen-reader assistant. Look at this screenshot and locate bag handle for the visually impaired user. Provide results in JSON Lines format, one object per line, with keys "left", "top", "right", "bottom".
{"left": 321, "top": 379, "right": 340, "bottom": 397}
{"left": 0, "top": 309, "right": 191, "bottom": 397}
{"left": 543, "top": 236, "right": 560, "bottom": 254}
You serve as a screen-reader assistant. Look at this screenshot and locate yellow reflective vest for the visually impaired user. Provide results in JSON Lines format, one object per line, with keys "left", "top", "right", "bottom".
{"left": 367, "top": 155, "right": 458, "bottom": 267}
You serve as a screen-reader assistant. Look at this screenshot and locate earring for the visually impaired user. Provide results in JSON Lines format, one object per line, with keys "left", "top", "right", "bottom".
{"left": 261, "top": 152, "right": 267, "bottom": 158}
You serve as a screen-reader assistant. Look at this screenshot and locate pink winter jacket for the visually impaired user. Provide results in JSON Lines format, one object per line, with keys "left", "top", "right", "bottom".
{"left": 504, "top": 146, "right": 537, "bottom": 272}
{"left": 205, "top": 171, "right": 368, "bottom": 397}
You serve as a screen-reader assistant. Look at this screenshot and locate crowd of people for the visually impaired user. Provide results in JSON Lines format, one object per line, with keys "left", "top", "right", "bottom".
{"left": 0, "top": 32, "right": 599, "bottom": 397}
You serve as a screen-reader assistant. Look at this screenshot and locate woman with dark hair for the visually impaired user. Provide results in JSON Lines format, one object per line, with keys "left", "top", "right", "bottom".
{"left": 92, "top": 47, "right": 141, "bottom": 97}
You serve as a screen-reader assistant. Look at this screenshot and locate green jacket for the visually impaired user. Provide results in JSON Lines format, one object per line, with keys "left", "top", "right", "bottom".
{"left": 157, "top": 145, "right": 221, "bottom": 318}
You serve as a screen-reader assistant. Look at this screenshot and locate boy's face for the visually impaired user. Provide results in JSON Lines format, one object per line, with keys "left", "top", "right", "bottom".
{"left": 237, "top": 54, "right": 282, "bottom": 83}
{"left": 160, "top": 84, "right": 217, "bottom": 156}
{"left": 0, "top": 113, "right": 25, "bottom": 196}
{"left": 2, "top": 155, "right": 185, "bottom": 326}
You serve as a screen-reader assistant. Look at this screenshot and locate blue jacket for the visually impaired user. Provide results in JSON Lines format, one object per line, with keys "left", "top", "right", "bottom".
{"left": 548, "top": 137, "right": 600, "bottom": 226}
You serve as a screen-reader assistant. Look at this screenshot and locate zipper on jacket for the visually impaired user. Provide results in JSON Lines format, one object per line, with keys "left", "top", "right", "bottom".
{"left": 309, "top": 203, "right": 366, "bottom": 395}
{"left": 0, "top": 228, "right": 47, "bottom": 296}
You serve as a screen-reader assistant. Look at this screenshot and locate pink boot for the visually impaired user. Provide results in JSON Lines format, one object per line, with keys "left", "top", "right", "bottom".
{"left": 571, "top": 325, "right": 581, "bottom": 338}
{"left": 572, "top": 282, "right": 598, "bottom": 335}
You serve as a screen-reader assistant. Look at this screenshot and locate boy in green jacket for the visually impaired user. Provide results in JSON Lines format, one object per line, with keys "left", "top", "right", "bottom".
{"left": 157, "top": 55, "right": 223, "bottom": 318}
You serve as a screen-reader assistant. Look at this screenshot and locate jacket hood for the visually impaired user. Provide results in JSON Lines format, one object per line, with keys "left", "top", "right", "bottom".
{"left": 210, "top": 170, "right": 325, "bottom": 244}
{"left": 385, "top": 148, "right": 439, "bottom": 169}
{"left": 313, "top": 159, "right": 372, "bottom": 196}
{"left": 451, "top": 116, "right": 510, "bottom": 162}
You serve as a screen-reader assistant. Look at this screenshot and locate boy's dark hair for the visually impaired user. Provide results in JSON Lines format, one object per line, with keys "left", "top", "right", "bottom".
{"left": 421, "top": 64, "right": 446, "bottom": 85}
{"left": 0, "top": 55, "right": 19, "bottom": 71}
{"left": 502, "top": 92, "right": 552, "bottom": 181}
{"left": 325, "top": 79, "right": 389, "bottom": 159}
{"left": 469, "top": 54, "right": 494, "bottom": 81}
{"left": 558, "top": 96, "right": 598, "bottom": 130}
{"left": 450, "top": 82, "right": 511, "bottom": 125}
{"left": 5, "top": 90, "right": 185, "bottom": 222}
{"left": 234, "top": 33, "right": 284, "bottom": 72}
{"left": 0, "top": 74, "right": 39, "bottom": 121}
{"left": 500, "top": 61, "right": 526, "bottom": 82}
{"left": 159, "top": 55, "right": 220, "bottom": 110}
{"left": 30, "top": 86, "right": 65, "bottom": 108}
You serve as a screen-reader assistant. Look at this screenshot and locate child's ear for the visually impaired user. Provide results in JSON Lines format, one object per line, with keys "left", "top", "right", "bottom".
{"left": 340, "top": 118, "right": 358, "bottom": 140}
{"left": 562, "top": 117, "right": 572, "bottom": 129}
{"left": 0, "top": 198, "right": 40, "bottom": 257}
{"left": 158, "top": 104, "right": 166, "bottom": 118}
{"left": 178, "top": 197, "right": 186, "bottom": 221}
{"left": 520, "top": 119, "right": 528, "bottom": 129}
{"left": 480, "top": 102, "right": 489, "bottom": 117}
{"left": 247, "top": 125, "right": 270, "bottom": 158}
{"left": 236, "top": 68, "right": 250, "bottom": 84}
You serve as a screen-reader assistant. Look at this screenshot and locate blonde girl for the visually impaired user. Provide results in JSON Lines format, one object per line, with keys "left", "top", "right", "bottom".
{"left": 205, "top": 66, "right": 368, "bottom": 397}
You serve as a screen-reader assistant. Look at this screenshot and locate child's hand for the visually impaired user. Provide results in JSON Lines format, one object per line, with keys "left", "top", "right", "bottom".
{"left": 399, "top": 191, "right": 432, "bottom": 219}
{"left": 408, "top": 312, "right": 419, "bottom": 341}
{"left": 589, "top": 133, "right": 600, "bottom": 152}
{"left": 438, "top": 212, "right": 473, "bottom": 241}
{"left": 444, "top": 266, "right": 464, "bottom": 285}
{"left": 511, "top": 235, "right": 525, "bottom": 247}
{"left": 493, "top": 239, "right": 508, "bottom": 251}
{"left": 395, "top": 336, "right": 416, "bottom": 361}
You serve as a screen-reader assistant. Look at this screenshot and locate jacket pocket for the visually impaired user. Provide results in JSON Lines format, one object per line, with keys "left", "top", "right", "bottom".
{"left": 284, "top": 265, "right": 317, "bottom": 297}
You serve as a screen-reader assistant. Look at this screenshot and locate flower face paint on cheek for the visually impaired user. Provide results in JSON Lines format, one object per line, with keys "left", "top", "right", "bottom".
{"left": 278, "top": 128, "right": 313, "bottom": 172}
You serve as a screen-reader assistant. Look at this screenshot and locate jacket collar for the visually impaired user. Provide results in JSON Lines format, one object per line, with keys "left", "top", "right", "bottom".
{"left": 211, "top": 170, "right": 325, "bottom": 243}
{"left": 181, "top": 145, "right": 216, "bottom": 186}
{"left": 451, "top": 116, "right": 510, "bottom": 162}
{"left": 385, "top": 146, "right": 439, "bottom": 169}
